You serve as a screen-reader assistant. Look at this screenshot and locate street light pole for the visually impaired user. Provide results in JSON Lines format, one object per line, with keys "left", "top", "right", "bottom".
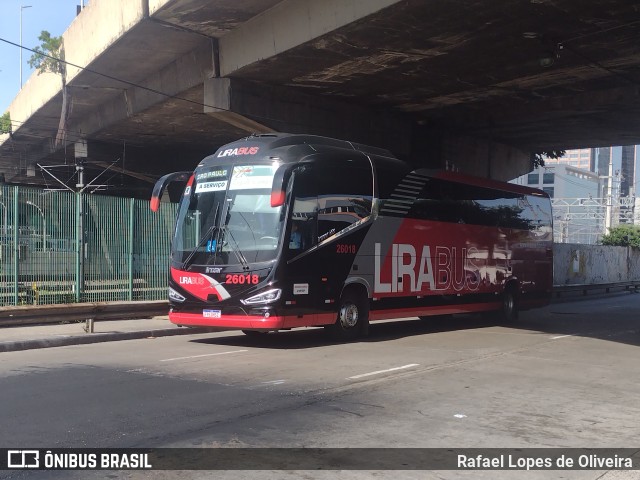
{"left": 20, "top": 4, "right": 32, "bottom": 88}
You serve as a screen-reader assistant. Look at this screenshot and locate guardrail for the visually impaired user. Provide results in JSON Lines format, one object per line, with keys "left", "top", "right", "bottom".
{"left": 552, "top": 281, "right": 640, "bottom": 298}
{"left": 0, "top": 300, "right": 169, "bottom": 327}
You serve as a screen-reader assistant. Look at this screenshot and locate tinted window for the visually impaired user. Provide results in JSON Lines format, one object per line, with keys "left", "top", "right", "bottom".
{"left": 289, "top": 167, "right": 318, "bottom": 252}
{"left": 287, "top": 163, "right": 373, "bottom": 253}
{"left": 315, "top": 165, "right": 373, "bottom": 242}
{"left": 407, "top": 178, "right": 546, "bottom": 230}
{"left": 527, "top": 173, "right": 539, "bottom": 184}
{"left": 518, "top": 194, "right": 553, "bottom": 235}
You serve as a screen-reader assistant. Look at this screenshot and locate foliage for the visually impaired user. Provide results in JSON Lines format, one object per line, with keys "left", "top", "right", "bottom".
{"left": 28, "top": 31, "right": 65, "bottom": 76}
{"left": 0, "top": 112, "right": 10, "bottom": 134}
{"left": 600, "top": 225, "right": 640, "bottom": 248}
{"left": 28, "top": 30, "right": 68, "bottom": 147}
{"left": 531, "top": 150, "right": 566, "bottom": 169}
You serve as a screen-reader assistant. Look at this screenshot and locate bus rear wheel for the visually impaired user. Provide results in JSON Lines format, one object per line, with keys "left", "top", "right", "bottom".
{"left": 500, "top": 286, "right": 519, "bottom": 323}
{"left": 327, "top": 290, "right": 369, "bottom": 341}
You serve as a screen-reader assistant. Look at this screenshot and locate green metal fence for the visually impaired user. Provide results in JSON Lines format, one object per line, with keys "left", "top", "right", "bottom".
{"left": 0, "top": 185, "right": 177, "bottom": 306}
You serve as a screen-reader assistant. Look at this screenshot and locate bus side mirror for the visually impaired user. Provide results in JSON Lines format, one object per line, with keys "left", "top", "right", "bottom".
{"left": 270, "top": 165, "right": 291, "bottom": 207}
{"left": 150, "top": 171, "right": 192, "bottom": 212}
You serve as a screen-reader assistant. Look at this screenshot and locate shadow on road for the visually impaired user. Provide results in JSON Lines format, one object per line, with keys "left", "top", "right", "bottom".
{"left": 190, "top": 314, "right": 498, "bottom": 350}
{"left": 190, "top": 291, "right": 640, "bottom": 350}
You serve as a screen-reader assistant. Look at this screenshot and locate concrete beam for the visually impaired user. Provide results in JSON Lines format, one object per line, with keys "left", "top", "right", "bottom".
{"left": 201, "top": 77, "right": 530, "bottom": 179}
{"left": 203, "top": 78, "right": 274, "bottom": 133}
{"left": 410, "top": 125, "right": 531, "bottom": 181}
{"left": 219, "top": 0, "right": 402, "bottom": 75}
{"left": 7, "top": 0, "right": 147, "bottom": 130}
{"left": 68, "top": 40, "right": 214, "bottom": 142}
{"left": 203, "top": 77, "right": 412, "bottom": 155}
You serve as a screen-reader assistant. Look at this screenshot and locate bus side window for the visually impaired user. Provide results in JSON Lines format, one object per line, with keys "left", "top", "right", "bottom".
{"left": 289, "top": 168, "right": 318, "bottom": 253}
{"left": 315, "top": 165, "right": 373, "bottom": 242}
{"left": 289, "top": 221, "right": 304, "bottom": 250}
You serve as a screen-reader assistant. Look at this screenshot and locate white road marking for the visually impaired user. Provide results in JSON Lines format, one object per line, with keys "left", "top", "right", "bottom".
{"left": 551, "top": 334, "right": 573, "bottom": 340}
{"left": 347, "top": 363, "right": 420, "bottom": 380}
{"left": 160, "top": 350, "right": 248, "bottom": 362}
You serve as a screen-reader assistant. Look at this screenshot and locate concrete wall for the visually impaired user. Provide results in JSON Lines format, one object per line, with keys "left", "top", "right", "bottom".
{"left": 553, "top": 243, "right": 640, "bottom": 285}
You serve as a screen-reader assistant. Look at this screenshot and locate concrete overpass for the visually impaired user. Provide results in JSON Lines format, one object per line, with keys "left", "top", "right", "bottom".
{"left": 1, "top": 0, "right": 640, "bottom": 196}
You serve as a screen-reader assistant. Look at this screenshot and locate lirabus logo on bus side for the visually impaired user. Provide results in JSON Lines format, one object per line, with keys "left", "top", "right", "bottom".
{"left": 374, "top": 243, "right": 481, "bottom": 294}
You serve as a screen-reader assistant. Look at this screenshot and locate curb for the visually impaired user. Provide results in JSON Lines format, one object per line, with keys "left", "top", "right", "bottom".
{"left": 0, "top": 326, "right": 214, "bottom": 353}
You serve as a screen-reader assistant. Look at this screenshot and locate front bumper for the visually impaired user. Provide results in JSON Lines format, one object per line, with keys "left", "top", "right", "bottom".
{"left": 169, "top": 311, "right": 287, "bottom": 330}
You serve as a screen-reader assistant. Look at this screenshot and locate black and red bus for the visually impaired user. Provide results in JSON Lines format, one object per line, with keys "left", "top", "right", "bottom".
{"left": 151, "top": 133, "right": 553, "bottom": 339}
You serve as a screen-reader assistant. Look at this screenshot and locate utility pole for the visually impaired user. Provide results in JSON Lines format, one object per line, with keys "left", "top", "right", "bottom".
{"left": 75, "top": 140, "right": 87, "bottom": 301}
{"left": 604, "top": 156, "right": 613, "bottom": 235}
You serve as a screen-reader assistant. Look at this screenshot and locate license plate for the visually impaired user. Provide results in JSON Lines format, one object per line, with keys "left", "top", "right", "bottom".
{"left": 203, "top": 309, "right": 221, "bottom": 318}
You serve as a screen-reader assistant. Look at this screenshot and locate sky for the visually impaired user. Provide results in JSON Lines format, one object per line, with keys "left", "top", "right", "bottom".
{"left": 0, "top": 0, "right": 84, "bottom": 114}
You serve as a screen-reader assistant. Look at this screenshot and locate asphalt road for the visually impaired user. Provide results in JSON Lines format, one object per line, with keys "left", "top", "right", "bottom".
{"left": 1, "top": 293, "right": 639, "bottom": 480}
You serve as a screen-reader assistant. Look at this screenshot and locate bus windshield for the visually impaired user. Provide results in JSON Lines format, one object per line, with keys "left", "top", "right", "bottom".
{"left": 172, "top": 164, "right": 283, "bottom": 267}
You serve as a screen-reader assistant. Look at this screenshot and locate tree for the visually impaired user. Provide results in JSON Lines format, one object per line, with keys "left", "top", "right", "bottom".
{"left": 28, "top": 31, "right": 68, "bottom": 147}
{"left": 28, "top": 31, "right": 64, "bottom": 75}
{"left": 0, "top": 112, "right": 11, "bottom": 135}
{"left": 531, "top": 149, "right": 566, "bottom": 169}
{"left": 600, "top": 225, "right": 640, "bottom": 248}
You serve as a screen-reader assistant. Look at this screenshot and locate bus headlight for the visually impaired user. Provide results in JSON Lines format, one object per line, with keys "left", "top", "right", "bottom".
{"left": 169, "top": 287, "right": 186, "bottom": 302}
{"left": 241, "top": 288, "right": 281, "bottom": 305}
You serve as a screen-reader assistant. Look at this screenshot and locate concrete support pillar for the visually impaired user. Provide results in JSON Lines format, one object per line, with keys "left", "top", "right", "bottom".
{"left": 203, "top": 78, "right": 274, "bottom": 134}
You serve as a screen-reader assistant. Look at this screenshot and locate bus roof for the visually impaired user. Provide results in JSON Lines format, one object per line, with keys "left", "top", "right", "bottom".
{"left": 431, "top": 170, "right": 550, "bottom": 198}
{"left": 199, "top": 133, "right": 547, "bottom": 199}
{"left": 199, "top": 133, "right": 396, "bottom": 168}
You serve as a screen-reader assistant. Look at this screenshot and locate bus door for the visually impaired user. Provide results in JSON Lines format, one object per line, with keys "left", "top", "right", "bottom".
{"left": 282, "top": 161, "right": 374, "bottom": 327}
{"left": 313, "top": 163, "right": 374, "bottom": 320}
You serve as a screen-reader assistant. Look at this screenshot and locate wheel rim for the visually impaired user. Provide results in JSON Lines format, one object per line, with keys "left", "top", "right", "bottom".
{"left": 339, "top": 303, "right": 359, "bottom": 328}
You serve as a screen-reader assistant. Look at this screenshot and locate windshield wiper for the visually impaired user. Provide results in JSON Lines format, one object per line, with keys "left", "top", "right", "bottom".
{"left": 181, "top": 223, "right": 219, "bottom": 271}
{"left": 220, "top": 225, "right": 250, "bottom": 271}
{"left": 182, "top": 203, "right": 220, "bottom": 271}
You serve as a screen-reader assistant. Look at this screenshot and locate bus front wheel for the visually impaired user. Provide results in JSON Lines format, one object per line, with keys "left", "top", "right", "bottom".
{"left": 327, "top": 290, "right": 369, "bottom": 340}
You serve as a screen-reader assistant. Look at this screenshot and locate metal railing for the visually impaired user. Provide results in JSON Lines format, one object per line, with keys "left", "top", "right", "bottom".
{"left": 0, "top": 185, "right": 177, "bottom": 306}
{"left": 552, "top": 196, "right": 638, "bottom": 244}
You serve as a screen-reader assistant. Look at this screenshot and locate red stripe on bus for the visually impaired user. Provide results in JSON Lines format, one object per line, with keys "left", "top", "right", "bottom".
{"left": 170, "top": 312, "right": 337, "bottom": 329}
{"left": 170, "top": 312, "right": 287, "bottom": 329}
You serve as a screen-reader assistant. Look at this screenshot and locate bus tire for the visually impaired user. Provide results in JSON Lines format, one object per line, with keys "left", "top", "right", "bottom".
{"left": 328, "top": 290, "right": 369, "bottom": 341}
{"left": 500, "top": 285, "right": 519, "bottom": 323}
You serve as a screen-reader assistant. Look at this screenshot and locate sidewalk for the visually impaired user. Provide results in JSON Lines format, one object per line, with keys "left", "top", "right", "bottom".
{"left": 0, "top": 316, "right": 214, "bottom": 353}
